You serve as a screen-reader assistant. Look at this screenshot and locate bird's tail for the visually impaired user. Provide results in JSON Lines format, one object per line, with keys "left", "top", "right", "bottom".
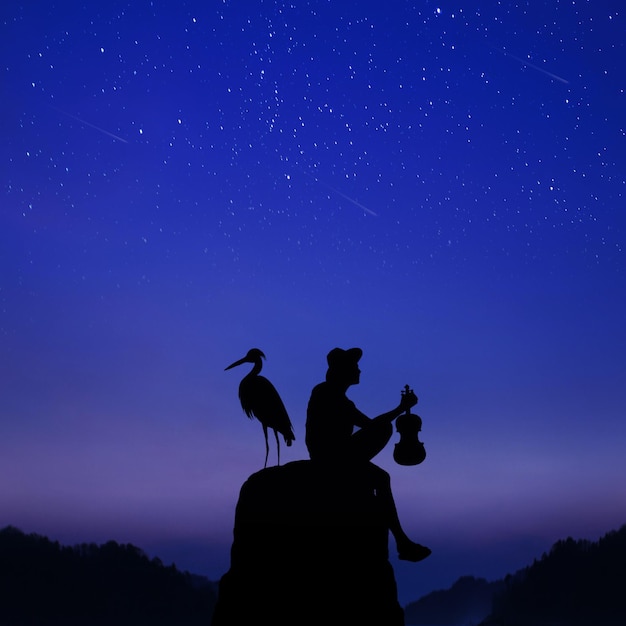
{"left": 283, "top": 430, "right": 295, "bottom": 446}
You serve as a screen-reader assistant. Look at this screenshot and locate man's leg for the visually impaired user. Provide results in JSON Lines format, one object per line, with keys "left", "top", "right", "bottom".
{"left": 367, "top": 464, "right": 431, "bottom": 562}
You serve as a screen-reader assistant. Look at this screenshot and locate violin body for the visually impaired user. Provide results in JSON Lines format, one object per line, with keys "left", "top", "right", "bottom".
{"left": 393, "top": 385, "right": 426, "bottom": 466}
{"left": 393, "top": 412, "right": 426, "bottom": 465}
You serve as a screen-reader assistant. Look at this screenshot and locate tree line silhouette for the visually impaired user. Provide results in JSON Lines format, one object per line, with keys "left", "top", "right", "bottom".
{"left": 403, "top": 525, "right": 626, "bottom": 626}
{"left": 483, "top": 524, "right": 626, "bottom": 626}
{"left": 0, "top": 526, "right": 216, "bottom": 625}
{"left": 2, "top": 523, "right": 625, "bottom": 625}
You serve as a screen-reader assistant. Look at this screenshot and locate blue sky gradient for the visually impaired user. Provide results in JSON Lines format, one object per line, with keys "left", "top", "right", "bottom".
{"left": 2, "top": 0, "right": 625, "bottom": 604}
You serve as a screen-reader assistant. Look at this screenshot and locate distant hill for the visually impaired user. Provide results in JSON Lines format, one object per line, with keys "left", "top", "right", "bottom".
{"left": 4, "top": 524, "right": 625, "bottom": 626}
{"left": 404, "top": 575, "right": 504, "bottom": 625}
{"left": 484, "top": 524, "right": 626, "bottom": 626}
{"left": 0, "top": 526, "right": 216, "bottom": 625}
{"left": 404, "top": 525, "right": 626, "bottom": 626}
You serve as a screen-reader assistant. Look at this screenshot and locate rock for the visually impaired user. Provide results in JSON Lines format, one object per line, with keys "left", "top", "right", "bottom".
{"left": 211, "top": 459, "right": 405, "bottom": 626}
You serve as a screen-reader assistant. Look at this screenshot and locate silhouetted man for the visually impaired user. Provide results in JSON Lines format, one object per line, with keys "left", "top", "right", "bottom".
{"left": 306, "top": 347, "right": 431, "bottom": 562}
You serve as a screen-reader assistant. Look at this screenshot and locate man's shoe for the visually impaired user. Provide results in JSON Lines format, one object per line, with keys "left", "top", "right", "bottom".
{"left": 398, "top": 542, "right": 432, "bottom": 562}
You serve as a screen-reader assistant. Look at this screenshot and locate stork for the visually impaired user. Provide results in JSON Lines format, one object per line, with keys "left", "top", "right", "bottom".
{"left": 225, "top": 348, "right": 295, "bottom": 468}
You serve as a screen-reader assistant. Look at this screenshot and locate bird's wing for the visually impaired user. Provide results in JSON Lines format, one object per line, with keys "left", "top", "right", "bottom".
{"left": 243, "top": 376, "right": 295, "bottom": 442}
{"left": 238, "top": 380, "right": 256, "bottom": 419}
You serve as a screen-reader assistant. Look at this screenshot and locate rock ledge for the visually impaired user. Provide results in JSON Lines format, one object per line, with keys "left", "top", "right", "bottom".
{"left": 211, "top": 460, "right": 404, "bottom": 626}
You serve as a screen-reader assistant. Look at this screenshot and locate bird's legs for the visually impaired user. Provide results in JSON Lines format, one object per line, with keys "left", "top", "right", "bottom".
{"left": 274, "top": 429, "right": 281, "bottom": 466}
{"left": 262, "top": 424, "right": 269, "bottom": 468}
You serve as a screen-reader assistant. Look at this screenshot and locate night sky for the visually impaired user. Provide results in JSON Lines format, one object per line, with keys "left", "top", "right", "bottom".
{"left": 2, "top": 0, "right": 625, "bottom": 605}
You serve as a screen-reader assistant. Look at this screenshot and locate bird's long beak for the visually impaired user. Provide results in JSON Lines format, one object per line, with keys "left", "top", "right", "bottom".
{"left": 225, "top": 357, "right": 247, "bottom": 371}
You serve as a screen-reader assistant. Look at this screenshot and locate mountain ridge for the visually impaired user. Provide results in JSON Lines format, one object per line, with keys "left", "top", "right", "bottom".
{"left": 0, "top": 525, "right": 216, "bottom": 625}
{"left": 3, "top": 523, "right": 625, "bottom": 625}
{"left": 404, "top": 524, "right": 626, "bottom": 626}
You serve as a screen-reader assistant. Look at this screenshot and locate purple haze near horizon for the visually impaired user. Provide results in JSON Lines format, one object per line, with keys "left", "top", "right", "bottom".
{"left": 1, "top": 0, "right": 625, "bottom": 605}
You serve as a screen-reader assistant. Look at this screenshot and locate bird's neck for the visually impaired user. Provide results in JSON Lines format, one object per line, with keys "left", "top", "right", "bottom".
{"left": 248, "top": 360, "right": 263, "bottom": 376}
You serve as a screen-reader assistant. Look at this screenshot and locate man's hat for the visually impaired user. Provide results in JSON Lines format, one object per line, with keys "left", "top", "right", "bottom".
{"left": 326, "top": 347, "right": 363, "bottom": 370}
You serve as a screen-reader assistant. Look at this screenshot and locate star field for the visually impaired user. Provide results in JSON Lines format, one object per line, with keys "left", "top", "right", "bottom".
{"left": 1, "top": 0, "right": 625, "bottom": 605}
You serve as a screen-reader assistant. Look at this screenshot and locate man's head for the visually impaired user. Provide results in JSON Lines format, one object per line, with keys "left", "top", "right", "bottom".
{"left": 326, "top": 347, "right": 362, "bottom": 387}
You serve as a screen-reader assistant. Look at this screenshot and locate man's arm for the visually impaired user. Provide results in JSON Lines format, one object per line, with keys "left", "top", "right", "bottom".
{"left": 370, "top": 388, "right": 418, "bottom": 426}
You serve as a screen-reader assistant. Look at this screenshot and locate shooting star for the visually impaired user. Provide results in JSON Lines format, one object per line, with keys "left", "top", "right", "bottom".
{"left": 51, "top": 106, "right": 129, "bottom": 143}
{"left": 303, "top": 171, "right": 378, "bottom": 216}
{"left": 498, "top": 48, "right": 569, "bottom": 84}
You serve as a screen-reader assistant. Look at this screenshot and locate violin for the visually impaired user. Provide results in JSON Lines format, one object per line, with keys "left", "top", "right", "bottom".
{"left": 393, "top": 385, "right": 426, "bottom": 466}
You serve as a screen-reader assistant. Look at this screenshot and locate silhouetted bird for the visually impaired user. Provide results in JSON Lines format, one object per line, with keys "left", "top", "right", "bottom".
{"left": 225, "top": 348, "right": 295, "bottom": 468}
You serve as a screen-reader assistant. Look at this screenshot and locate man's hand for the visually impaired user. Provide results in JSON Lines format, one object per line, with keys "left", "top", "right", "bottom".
{"left": 399, "top": 386, "right": 418, "bottom": 412}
